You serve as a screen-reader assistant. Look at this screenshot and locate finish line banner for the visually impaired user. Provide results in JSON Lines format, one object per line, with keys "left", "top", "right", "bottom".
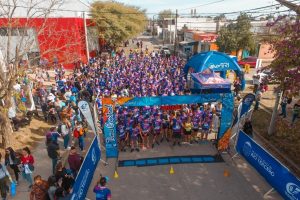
{"left": 236, "top": 131, "right": 300, "bottom": 200}
{"left": 71, "top": 136, "right": 101, "bottom": 200}
{"left": 102, "top": 98, "right": 119, "bottom": 158}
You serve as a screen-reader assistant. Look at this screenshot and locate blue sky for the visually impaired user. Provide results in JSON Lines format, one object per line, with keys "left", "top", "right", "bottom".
{"left": 77, "top": 0, "right": 287, "bottom": 18}
{"left": 114, "top": 0, "right": 278, "bottom": 16}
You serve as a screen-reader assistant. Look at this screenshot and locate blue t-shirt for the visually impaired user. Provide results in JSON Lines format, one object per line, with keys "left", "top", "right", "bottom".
{"left": 94, "top": 186, "right": 111, "bottom": 200}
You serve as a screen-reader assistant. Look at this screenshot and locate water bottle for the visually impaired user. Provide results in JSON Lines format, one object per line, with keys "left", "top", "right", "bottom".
{"left": 10, "top": 181, "right": 16, "bottom": 197}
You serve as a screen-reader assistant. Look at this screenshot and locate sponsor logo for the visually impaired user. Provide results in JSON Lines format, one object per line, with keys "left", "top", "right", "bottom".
{"left": 243, "top": 142, "right": 252, "bottom": 157}
{"left": 242, "top": 140, "right": 275, "bottom": 177}
{"left": 209, "top": 62, "right": 229, "bottom": 70}
{"left": 80, "top": 102, "right": 89, "bottom": 112}
{"left": 285, "top": 182, "right": 300, "bottom": 200}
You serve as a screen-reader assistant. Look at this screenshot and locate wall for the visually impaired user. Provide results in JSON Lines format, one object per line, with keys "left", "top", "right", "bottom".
{"left": 0, "top": 17, "right": 97, "bottom": 68}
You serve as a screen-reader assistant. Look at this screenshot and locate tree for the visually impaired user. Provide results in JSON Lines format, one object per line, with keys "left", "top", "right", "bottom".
{"left": 275, "top": 0, "right": 300, "bottom": 14}
{"left": 214, "top": 14, "right": 226, "bottom": 22}
{"left": 216, "top": 13, "right": 255, "bottom": 54}
{"left": 267, "top": 17, "right": 300, "bottom": 92}
{"left": 91, "top": 1, "right": 147, "bottom": 48}
{"left": 157, "top": 9, "right": 174, "bottom": 26}
{"left": 0, "top": 0, "right": 83, "bottom": 147}
{"left": 266, "top": 16, "right": 300, "bottom": 135}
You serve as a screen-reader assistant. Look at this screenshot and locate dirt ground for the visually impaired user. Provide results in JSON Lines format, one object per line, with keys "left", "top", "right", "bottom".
{"left": 7, "top": 117, "right": 52, "bottom": 152}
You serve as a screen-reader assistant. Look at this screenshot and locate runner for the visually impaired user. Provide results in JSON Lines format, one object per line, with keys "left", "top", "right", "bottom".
{"left": 161, "top": 110, "right": 170, "bottom": 143}
{"left": 171, "top": 114, "right": 182, "bottom": 146}
{"left": 130, "top": 123, "right": 141, "bottom": 152}
{"left": 152, "top": 113, "right": 162, "bottom": 148}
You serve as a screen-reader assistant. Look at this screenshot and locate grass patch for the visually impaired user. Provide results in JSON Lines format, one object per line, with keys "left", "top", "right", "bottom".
{"left": 252, "top": 109, "right": 300, "bottom": 172}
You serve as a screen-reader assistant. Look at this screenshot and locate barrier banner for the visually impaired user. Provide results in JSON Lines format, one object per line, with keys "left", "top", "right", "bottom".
{"left": 236, "top": 131, "right": 300, "bottom": 200}
{"left": 102, "top": 99, "right": 118, "bottom": 158}
{"left": 71, "top": 137, "right": 101, "bottom": 200}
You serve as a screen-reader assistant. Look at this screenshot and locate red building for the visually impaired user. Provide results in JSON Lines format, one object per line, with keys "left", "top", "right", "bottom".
{"left": 0, "top": 17, "right": 98, "bottom": 68}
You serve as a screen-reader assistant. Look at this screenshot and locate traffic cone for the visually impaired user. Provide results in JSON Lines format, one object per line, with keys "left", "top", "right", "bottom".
{"left": 169, "top": 166, "right": 174, "bottom": 175}
{"left": 223, "top": 169, "right": 230, "bottom": 177}
{"left": 114, "top": 171, "right": 119, "bottom": 179}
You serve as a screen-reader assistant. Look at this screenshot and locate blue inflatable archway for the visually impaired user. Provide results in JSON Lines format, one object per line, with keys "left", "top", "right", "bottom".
{"left": 184, "top": 51, "right": 245, "bottom": 90}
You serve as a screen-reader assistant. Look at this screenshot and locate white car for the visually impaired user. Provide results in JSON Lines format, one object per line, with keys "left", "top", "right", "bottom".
{"left": 159, "top": 46, "right": 171, "bottom": 56}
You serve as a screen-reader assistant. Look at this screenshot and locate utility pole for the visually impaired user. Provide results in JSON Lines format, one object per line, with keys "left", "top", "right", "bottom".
{"left": 152, "top": 15, "right": 155, "bottom": 39}
{"left": 169, "top": 14, "right": 172, "bottom": 44}
{"left": 174, "top": 9, "right": 178, "bottom": 56}
{"left": 83, "top": 12, "right": 90, "bottom": 63}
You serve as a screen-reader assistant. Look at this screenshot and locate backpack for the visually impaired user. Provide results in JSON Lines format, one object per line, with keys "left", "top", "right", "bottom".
{"left": 287, "top": 97, "right": 292, "bottom": 104}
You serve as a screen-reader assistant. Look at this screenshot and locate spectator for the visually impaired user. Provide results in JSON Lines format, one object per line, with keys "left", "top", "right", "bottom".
{"left": 73, "top": 122, "right": 85, "bottom": 151}
{"left": 61, "top": 122, "right": 71, "bottom": 149}
{"left": 233, "top": 77, "right": 241, "bottom": 100}
{"left": 54, "top": 187, "right": 64, "bottom": 199}
{"left": 47, "top": 175, "right": 57, "bottom": 200}
{"left": 30, "top": 175, "right": 49, "bottom": 200}
{"left": 0, "top": 153, "right": 13, "bottom": 200}
{"left": 93, "top": 177, "right": 111, "bottom": 200}
{"left": 67, "top": 146, "right": 82, "bottom": 178}
{"left": 46, "top": 127, "right": 61, "bottom": 145}
{"left": 254, "top": 90, "right": 262, "bottom": 111}
{"left": 279, "top": 93, "right": 288, "bottom": 118}
{"left": 21, "top": 147, "right": 34, "bottom": 188}
{"left": 291, "top": 99, "right": 300, "bottom": 126}
{"left": 4, "top": 147, "right": 20, "bottom": 184}
{"left": 61, "top": 169, "right": 74, "bottom": 196}
{"left": 54, "top": 161, "right": 67, "bottom": 184}
{"left": 252, "top": 74, "right": 260, "bottom": 93}
{"left": 47, "top": 140, "right": 60, "bottom": 174}
{"left": 243, "top": 119, "right": 253, "bottom": 137}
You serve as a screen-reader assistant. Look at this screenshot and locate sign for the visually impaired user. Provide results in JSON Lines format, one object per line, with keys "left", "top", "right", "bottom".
{"left": 103, "top": 103, "right": 118, "bottom": 158}
{"left": 208, "top": 62, "right": 230, "bottom": 70}
{"left": 78, "top": 101, "right": 96, "bottom": 135}
{"left": 161, "top": 105, "right": 182, "bottom": 111}
{"left": 236, "top": 131, "right": 300, "bottom": 200}
{"left": 239, "top": 93, "right": 255, "bottom": 118}
{"left": 71, "top": 137, "right": 101, "bottom": 200}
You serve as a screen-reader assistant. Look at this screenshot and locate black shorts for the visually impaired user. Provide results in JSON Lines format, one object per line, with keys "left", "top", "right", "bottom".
{"left": 173, "top": 132, "right": 181, "bottom": 139}
{"left": 193, "top": 128, "right": 199, "bottom": 132}
{"left": 184, "top": 130, "right": 192, "bottom": 135}
{"left": 162, "top": 123, "right": 169, "bottom": 129}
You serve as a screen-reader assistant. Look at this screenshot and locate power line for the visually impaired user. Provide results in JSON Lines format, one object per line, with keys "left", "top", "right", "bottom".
{"left": 179, "top": 0, "right": 225, "bottom": 11}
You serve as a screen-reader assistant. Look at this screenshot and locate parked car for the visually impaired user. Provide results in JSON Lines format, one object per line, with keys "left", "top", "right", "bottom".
{"left": 238, "top": 56, "right": 257, "bottom": 68}
{"left": 159, "top": 46, "right": 171, "bottom": 57}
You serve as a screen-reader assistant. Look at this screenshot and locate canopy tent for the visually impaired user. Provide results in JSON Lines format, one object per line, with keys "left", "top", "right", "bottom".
{"left": 190, "top": 69, "right": 231, "bottom": 91}
{"left": 184, "top": 51, "right": 245, "bottom": 90}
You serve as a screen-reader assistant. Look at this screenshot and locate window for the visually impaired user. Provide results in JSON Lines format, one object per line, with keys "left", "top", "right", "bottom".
{"left": 18, "top": 28, "right": 28, "bottom": 36}
{"left": 0, "top": 28, "right": 7, "bottom": 36}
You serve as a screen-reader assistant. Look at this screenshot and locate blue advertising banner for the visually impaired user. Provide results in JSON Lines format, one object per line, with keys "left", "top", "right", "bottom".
{"left": 236, "top": 131, "right": 300, "bottom": 200}
{"left": 71, "top": 136, "right": 101, "bottom": 200}
{"left": 239, "top": 93, "right": 255, "bottom": 118}
{"left": 103, "top": 104, "right": 118, "bottom": 158}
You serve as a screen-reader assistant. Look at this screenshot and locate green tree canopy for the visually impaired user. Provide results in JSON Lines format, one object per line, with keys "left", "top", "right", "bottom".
{"left": 91, "top": 1, "right": 147, "bottom": 47}
{"left": 157, "top": 9, "right": 174, "bottom": 24}
{"left": 216, "top": 13, "right": 255, "bottom": 54}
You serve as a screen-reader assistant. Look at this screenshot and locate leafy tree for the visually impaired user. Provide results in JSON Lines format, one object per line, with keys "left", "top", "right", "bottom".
{"left": 91, "top": 1, "right": 147, "bottom": 48}
{"left": 267, "top": 17, "right": 300, "bottom": 92}
{"left": 157, "top": 9, "right": 174, "bottom": 25}
{"left": 216, "top": 13, "right": 255, "bottom": 54}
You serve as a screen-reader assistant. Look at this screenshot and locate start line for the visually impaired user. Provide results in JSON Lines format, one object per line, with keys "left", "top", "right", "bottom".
{"left": 118, "top": 154, "right": 224, "bottom": 167}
